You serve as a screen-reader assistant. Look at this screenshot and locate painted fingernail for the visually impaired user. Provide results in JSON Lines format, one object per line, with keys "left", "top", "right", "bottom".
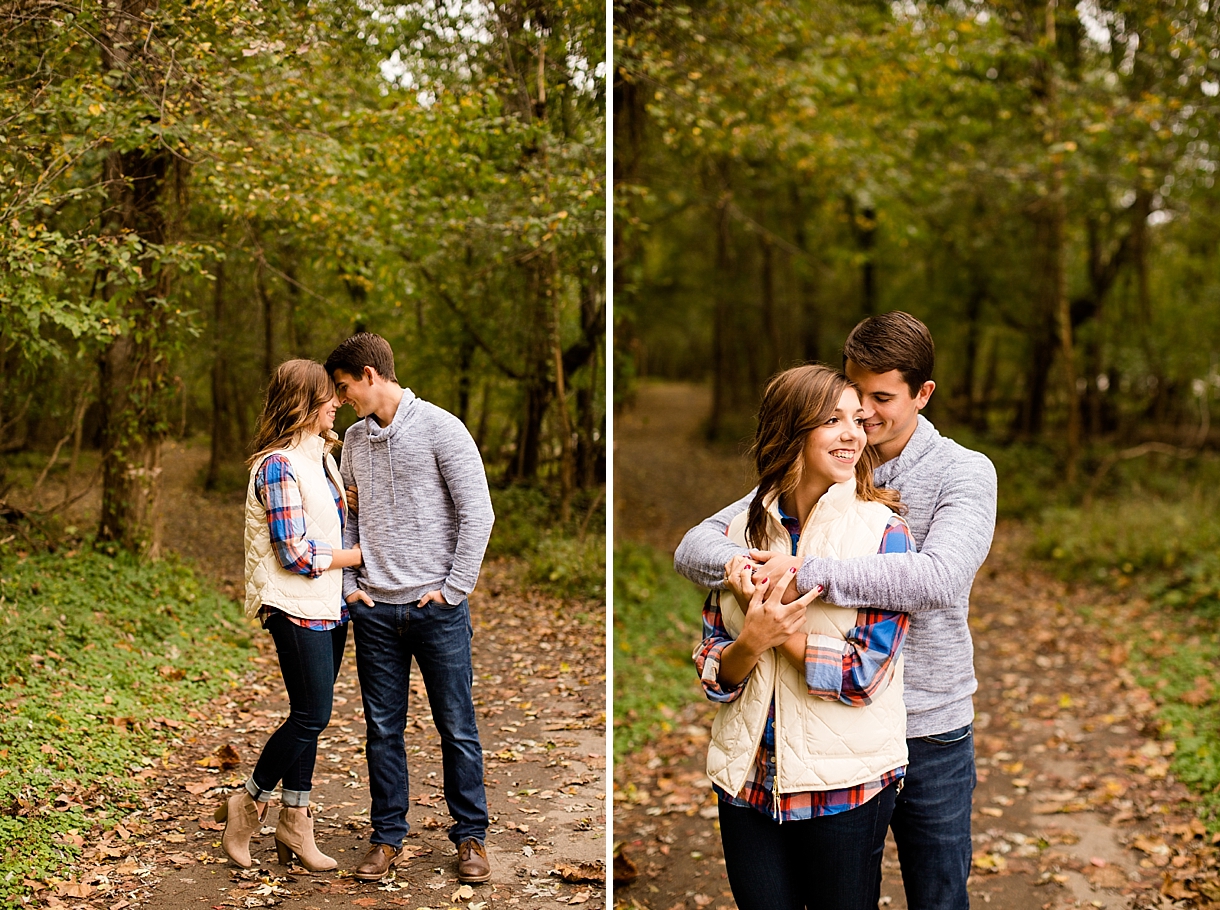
{"left": 789, "top": 567, "right": 797, "bottom": 573}
{"left": 816, "top": 585, "right": 824, "bottom": 593}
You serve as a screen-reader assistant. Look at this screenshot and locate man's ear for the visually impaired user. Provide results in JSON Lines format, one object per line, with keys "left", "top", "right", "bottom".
{"left": 915, "top": 380, "right": 935, "bottom": 411}
{"left": 362, "top": 365, "right": 378, "bottom": 384}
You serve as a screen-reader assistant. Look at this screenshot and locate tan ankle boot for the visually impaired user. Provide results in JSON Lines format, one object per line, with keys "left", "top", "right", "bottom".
{"left": 274, "top": 806, "right": 337, "bottom": 871}
{"left": 215, "top": 790, "right": 263, "bottom": 868}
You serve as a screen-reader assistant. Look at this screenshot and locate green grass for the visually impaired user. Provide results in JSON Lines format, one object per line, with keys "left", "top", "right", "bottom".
{"left": 0, "top": 545, "right": 255, "bottom": 898}
{"left": 1129, "top": 632, "right": 1220, "bottom": 821}
{"left": 612, "top": 542, "right": 705, "bottom": 762}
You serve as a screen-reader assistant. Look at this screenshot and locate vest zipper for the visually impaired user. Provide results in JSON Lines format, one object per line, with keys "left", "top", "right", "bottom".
{"left": 771, "top": 657, "right": 782, "bottom": 824}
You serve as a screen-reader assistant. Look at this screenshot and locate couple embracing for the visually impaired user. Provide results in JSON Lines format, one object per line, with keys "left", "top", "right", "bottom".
{"left": 216, "top": 332, "right": 495, "bottom": 884}
{"left": 678, "top": 311, "right": 998, "bottom": 910}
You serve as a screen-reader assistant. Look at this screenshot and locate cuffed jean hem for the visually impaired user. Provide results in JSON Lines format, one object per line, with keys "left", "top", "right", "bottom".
{"left": 281, "top": 788, "right": 311, "bottom": 807}
{"left": 245, "top": 778, "right": 275, "bottom": 802}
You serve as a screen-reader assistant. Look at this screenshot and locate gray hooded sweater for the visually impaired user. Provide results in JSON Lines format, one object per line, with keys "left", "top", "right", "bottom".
{"left": 340, "top": 388, "right": 494, "bottom": 606}
{"left": 673, "top": 416, "right": 997, "bottom": 738}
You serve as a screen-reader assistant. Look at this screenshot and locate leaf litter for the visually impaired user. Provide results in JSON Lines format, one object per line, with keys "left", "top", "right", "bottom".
{"left": 30, "top": 446, "right": 607, "bottom": 910}
{"left": 613, "top": 524, "right": 1220, "bottom": 909}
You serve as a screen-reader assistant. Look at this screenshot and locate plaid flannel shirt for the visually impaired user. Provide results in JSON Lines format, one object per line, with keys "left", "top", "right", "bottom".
{"left": 254, "top": 453, "right": 349, "bottom": 632}
{"left": 694, "top": 510, "right": 912, "bottom": 821}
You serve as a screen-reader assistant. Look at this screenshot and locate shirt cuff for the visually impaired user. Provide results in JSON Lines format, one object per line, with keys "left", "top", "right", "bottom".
{"left": 311, "top": 541, "right": 334, "bottom": 576}
{"left": 805, "top": 633, "right": 847, "bottom": 700}
{"left": 699, "top": 641, "right": 747, "bottom": 703}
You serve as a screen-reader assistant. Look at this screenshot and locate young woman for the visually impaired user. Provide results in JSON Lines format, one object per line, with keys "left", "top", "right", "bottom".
{"left": 216, "top": 359, "right": 363, "bottom": 872}
{"left": 693, "top": 364, "right": 913, "bottom": 910}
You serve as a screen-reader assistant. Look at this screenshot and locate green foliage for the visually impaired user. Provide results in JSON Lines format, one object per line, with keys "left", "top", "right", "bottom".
{"left": 1026, "top": 457, "right": 1220, "bottom": 824}
{"left": 617, "top": 0, "right": 1220, "bottom": 444}
{"left": 489, "top": 486, "right": 606, "bottom": 600}
{"left": 612, "top": 543, "right": 704, "bottom": 760}
{"left": 1028, "top": 452, "right": 1220, "bottom": 618}
{"left": 3, "top": 0, "right": 605, "bottom": 546}
{"left": 488, "top": 486, "right": 558, "bottom": 557}
{"left": 0, "top": 546, "right": 255, "bottom": 896}
{"left": 524, "top": 531, "right": 606, "bottom": 601}
{"left": 1128, "top": 636, "right": 1220, "bottom": 825}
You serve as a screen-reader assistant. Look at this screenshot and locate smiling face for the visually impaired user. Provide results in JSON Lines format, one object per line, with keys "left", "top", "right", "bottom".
{"left": 844, "top": 360, "right": 935, "bottom": 464}
{"left": 331, "top": 367, "right": 376, "bottom": 419}
{"left": 800, "top": 386, "right": 868, "bottom": 493}
{"left": 313, "top": 392, "right": 340, "bottom": 433}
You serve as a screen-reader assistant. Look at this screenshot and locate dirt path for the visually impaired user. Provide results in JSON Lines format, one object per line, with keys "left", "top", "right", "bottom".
{"left": 54, "top": 442, "right": 607, "bottom": 910}
{"left": 612, "top": 381, "right": 1210, "bottom": 910}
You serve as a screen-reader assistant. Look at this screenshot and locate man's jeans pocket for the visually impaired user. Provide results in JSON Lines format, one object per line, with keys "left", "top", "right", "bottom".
{"left": 917, "top": 723, "right": 973, "bottom": 746}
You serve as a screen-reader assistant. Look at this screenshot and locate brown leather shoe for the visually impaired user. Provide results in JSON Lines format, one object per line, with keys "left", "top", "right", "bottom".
{"left": 354, "top": 843, "right": 404, "bottom": 881}
{"left": 457, "top": 838, "right": 490, "bottom": 883}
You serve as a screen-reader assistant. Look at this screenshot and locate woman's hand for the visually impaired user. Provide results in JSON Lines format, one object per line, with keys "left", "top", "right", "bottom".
{"left": 723, "top": 555, "right": 760, "bottom": 614}
{"left": 737, "top": 568, "right": 814, "bottom": 654}
{"left": 717, "top": 568, "right": 820, "bottom": 688}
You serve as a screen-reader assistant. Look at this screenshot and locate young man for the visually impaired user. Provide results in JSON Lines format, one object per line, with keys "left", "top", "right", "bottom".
{"left": 673, "top": 311, "right": 997, "bottom": 910}
{"left": 325, "top": 333, "right": 495, "bottom": 884}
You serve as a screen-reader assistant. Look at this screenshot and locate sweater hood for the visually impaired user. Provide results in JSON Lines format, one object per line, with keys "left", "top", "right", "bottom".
{"left": 362, "top": 388, "right": 418, "bottom": 505}
{"left": 365, "top": 387, "right": 419, "bottom": 444}
{"left": 874, "top": 415, "right": 941, "bottom": 489}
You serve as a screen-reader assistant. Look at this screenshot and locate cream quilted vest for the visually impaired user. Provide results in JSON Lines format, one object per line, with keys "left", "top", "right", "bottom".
{"left": 705, "top": 478, "right": 908, "bottom": 799}
{"left": 243, "top": 433, "right": 344, "bottom": 620}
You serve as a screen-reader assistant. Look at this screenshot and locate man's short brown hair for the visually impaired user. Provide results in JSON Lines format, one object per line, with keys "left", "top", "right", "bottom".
{"left": 842, "top": 311, "right": 935, "bottom": 396}
{"left": 325, "top": 332, "right": 398, "bottom": 383}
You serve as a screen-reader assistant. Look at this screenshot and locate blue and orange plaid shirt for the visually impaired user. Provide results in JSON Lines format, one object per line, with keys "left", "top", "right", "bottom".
{"left": 694, "top": 509, "right": 912, "bottom": 821}
{"left": 254, "top": 453, "right": 350, "bottom": 632}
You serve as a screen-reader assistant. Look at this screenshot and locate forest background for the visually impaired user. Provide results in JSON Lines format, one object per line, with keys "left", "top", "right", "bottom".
{"left": 0, "top": 0, "right": 605, "bottom": 898}
{"left": 613, "top": 0, "right": 1220, "bottom": 849}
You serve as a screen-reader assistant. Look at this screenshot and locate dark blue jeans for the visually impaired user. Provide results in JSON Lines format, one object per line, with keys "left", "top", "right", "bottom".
{"left": 351, "top": 598, "right": 487, "bottom": 847}
{"left": 884, "top": 724, "right": 976, "bottom": 910}
{"left": 250, "top": 615, "right": 347, "bottom": 803}
{"left": 718, "top": 781, "right": 898, "bottom": 910}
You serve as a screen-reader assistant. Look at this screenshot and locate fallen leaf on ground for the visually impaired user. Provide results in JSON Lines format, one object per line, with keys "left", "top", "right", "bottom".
{"left": 613, "top": 847, "right": 639, "bottom": 885}
{"left": 196, "top": 743, "right": 241, "bottom": 771}
{"left": 551, "top": 861, "right": 606, "bottom": 883}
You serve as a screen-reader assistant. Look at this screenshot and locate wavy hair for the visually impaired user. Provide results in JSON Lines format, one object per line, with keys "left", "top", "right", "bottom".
{"left": 248, "top": 359, "right": 338, "bottom": 466}
{"left": 745, "top": 364, "right": 903, "bottom": 550}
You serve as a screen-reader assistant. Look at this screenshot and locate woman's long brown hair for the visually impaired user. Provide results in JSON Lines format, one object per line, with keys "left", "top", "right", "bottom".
{"left": 247, "top": 359, "right": 338, "bottom": 466}
{"left": 745, "top": 364, "right": 903, "bottom": 550}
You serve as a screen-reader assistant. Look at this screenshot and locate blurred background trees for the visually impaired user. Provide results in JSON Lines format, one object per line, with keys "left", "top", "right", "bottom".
{"left": 1, "top": 0, "right": 605, "bottom": 553}
{"left": 613, "top": 1, "right": 1220, "bottom": 831}
{"left": 615, "top": 0, "right": 1220, "bottom": 467}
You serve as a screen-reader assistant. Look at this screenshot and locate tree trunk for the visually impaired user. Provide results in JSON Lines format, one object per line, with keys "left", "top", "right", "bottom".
{"left": 206, "top": 256, "right": 235, "bottom": 490}
{"left": 957, "top": 281, "right": 986, "bottom": 424}
{"left": 575, "top": 269, "right": 603, "bottom": 488}
{"left": 759, "top": 234, "right": 780, "bottom": 372}
{"left": 456, "top": 334, "right": 475, "bottom": 425}
{"left": 1044, "top": 0, "right": 1080, "bottom": 483}
{"left": 509, "top": 260, "right": 553, "bottom": 483}
{"left": 789, "top": 185, "right": 821, "bottom": 363}
{"left": 708, "top": 197, "right": 733, "bottom": 440}
{"left": 257, "top": 258, "right": 275, "bottom": 383}
{"left": 860, "top": 205, "right": 877, "bottom": 316}
{"left": 95, "top": 0, "right": 174, "bottom": 555}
